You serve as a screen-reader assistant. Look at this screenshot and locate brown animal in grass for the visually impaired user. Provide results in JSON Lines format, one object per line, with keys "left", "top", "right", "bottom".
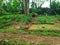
{"left": 24, "top": 23, "right": 32, "bottom": 30}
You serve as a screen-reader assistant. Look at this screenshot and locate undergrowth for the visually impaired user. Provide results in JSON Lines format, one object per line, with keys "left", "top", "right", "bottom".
{"left": 0, "top": 38, "right": 51, "bottom": 45}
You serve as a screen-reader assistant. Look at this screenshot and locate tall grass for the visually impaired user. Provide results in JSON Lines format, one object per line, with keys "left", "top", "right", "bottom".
{"left": 0, "top": 14, "right": 32, "bottom": 28}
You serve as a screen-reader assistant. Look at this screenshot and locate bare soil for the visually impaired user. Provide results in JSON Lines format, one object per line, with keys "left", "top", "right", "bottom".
{"left": 0, "top": 33, "right": 60, "bottom": 45}
{"left": 28, "top": 23, "right": 60, "bottom": 30}
{"left": 9, "top": 22, "right": 60, "bottom": 30}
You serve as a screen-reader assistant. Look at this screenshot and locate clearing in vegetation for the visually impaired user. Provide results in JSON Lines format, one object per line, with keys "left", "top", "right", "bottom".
{"left": 0, "top": 0, "right": 60, "bottom": 45}
{"left": 0, "top": 14, "right": 60, "bottom": 45}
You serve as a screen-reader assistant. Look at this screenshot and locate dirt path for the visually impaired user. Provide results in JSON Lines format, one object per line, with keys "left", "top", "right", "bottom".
{"left": 22, "top": 35, "right": 60, "bottom": 45}
{"left": 0, "top": 33, "right": 60, "bottom": 45}
{"left": 28, "top": 23, "right": 60, "bottom": 30}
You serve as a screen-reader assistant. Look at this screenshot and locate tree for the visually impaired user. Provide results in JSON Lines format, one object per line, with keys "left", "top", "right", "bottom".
{"left": 25, "top": 0, "right": 29, "bottom": 15}
{"left": 51, "top": 0, "right": 60, "bottom": 14}
{"left": 50, "top": 0, "right": 51, "bottom": 8}
{"left": 0, "top": 0, "right": 8, "bottom": 15}
{"left": 30, "top": 0, "right": 48, "bottom": 14}
{"left": 31, "top": 2, "right": 37, "bottom": 8}
{"left": 2, "top": 0, "right": 22, "bottom": 13}
{"left": 0, "top": 0, "right": 3, "bottom": 6}
{"left": 22, "top": 0, "right": 29, "bottom": 15}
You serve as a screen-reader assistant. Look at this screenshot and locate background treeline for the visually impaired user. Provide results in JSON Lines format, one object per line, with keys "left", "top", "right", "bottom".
{"left": 30, "top": 0, "right": 60, "bottom": 15}
{"left": 0, "top": 0, "right": 60, "bottom": 15}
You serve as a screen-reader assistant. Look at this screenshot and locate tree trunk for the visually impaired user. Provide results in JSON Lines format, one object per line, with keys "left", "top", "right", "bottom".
{"left": 22, "top": 0, "right": 29, "bottom": 15}
{"left": 25, "top": 0, "right": 29, "bottom": 15}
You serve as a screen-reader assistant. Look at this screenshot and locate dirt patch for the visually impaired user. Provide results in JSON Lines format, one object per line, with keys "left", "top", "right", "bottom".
{"left": 28, "top": 23, "right": 60, "bottom": 30}
{"left": 22, "top": 35, "right": 60, "bottom": 45}
{"left": 0, "top": 33, "right": 60, "bottom": 45}
{"left": 0, "top": 33, "right": 20, "bottom": 39}
{"left": 9, "top": 22, "right": 60, "bottom": 30}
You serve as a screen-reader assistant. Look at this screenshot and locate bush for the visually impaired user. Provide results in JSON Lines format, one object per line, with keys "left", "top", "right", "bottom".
{"left": 0, "top": 14, "right": 32, "bottom": 28}
{"left": 33, "top": 15, "right": 54, "bottom": 24}
{"left": 56, "top": 15, "right": 60, "bottom": 20}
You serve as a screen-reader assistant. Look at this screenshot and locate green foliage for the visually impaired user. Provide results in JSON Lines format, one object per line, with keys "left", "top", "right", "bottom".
{"left": 0, "top": 14, "right": 32, "bottom": 28}
{"left": 37, "top": 16, "right": 46, "bottom": 23}
{"left": 0, "top": 38, "right": 51, "bottom": 45}
{"left": 0, "top": 15, "right": 12, "bottom": 28}
{"left": 0, "top": 0, "right": 3, "bottom": 7}
{"left": 30, "top": 1, "right": 37, "bottom": 13}
{"left": 33, "top": 15, "right": 54, "bottom": 24}
{"left": 56, "top": 15, "right": 60, "bottom": 19}
{"left": 20, "top": 29, "right": 60, "bottom": 37}
{"left": 51, "top": 1, "right": 60, "bottom": 14}
{"left": 0, "top": 0, "right": 9, "bottom": 15}
{"left": 15, "top": 14, "right": 32, "bottom": 24}
{"left": 0, "top": 27, "right": 60, "bottom": 36}
{"left": 5, "top": 0, "right": 22, "bottom": 13}
{"left": 0, "top": 8, "right": 9, "bottom": 15}
{"left": 0, "top": 39, "right": 17, "bottom": 45}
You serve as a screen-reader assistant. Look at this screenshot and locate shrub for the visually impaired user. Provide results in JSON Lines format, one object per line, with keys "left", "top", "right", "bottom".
{"left": 33, "top": 15, "right": 54, "bottom": 24}
{"left": 55, "top": 15, "right": 60, "bottom": 21}
{"left": 0, "top": 14, "right": 32, "bottom": 28}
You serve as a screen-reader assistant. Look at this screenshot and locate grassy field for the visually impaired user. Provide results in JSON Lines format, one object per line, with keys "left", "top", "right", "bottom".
{"left": 0, "top": 28, "right": 60, "bottom": 45}
{"left": 0, "top": 14, "right": 60, "bottom": 45}
{"left": 0, "top": 38, "right": 52, "bottom": 45}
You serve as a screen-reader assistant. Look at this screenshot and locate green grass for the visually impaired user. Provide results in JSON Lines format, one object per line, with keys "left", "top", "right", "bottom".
{"left": 0, "top": 14, "right": 32, "bottom": 28}
{"left": 0, "top": 14, "right": 60, "bottom": 45}
{"left": 0, "top": 14, "right": 60, "bottom": 29}
{"left": 20, "top": 30, "right": 60, "bottom": 36}
{"left": 32, "top": 15, "right": 60, "bottom": 24}
{"left": 0, "top": 28, "right": 18, "bottom": 33}
{"left": 0, "top": 27, "right": 60, "bottom": 37}
{"left": 0, "top": 38, "right": 51, "bottom": 45}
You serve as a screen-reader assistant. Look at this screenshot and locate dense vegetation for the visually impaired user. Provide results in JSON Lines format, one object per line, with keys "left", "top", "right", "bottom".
{"left": 0, "top": 14, "right": 32, "bottom": 28}
{"left": 0, "top": 0, "right": 60, "bottom": 45}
